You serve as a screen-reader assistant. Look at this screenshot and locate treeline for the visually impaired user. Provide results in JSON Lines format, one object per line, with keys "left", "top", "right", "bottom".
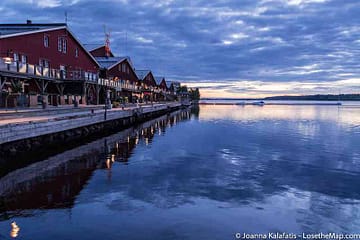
{"left": 264, "top": 94, "right": 360, "bottom": 101}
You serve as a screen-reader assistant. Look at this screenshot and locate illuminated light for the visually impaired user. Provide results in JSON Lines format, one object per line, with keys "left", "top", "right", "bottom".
{"left": 111, "top": 154, "right": 115, "bottom": 162}
{"left": 145, "top": 138, "right": 149, "bottom": 145}
{"left": 3, "top": 57, "right": 13, "bottom": 64}
{"left": 106, "top": 158, "right": 111, "bottom": 169}
{"left": 10, "top": 221, "right": 20, "bottom": 238}
{"left": 135, "top": 137, "right": 139, "bottom": 145}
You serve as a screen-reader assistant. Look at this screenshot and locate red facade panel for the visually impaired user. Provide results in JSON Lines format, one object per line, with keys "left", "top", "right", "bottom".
{"left": 90, "top": 46, "right": 114, "bottom": 57}
{"left": 143, "top": 72, "right": 157, "bottom": 87}
{"left": 159, "top": 79, "right": 167, "bottom": 90}
{"left": 107, "top": 60, "right": 138, "bottom": 84}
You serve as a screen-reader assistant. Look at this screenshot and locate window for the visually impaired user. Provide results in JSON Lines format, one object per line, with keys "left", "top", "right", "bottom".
{"left": 44, "top": 35, "right": 49, "bottom": 48}
{"left": 75, "top": 48, "right": 79, "bottom": 57}
{"left": 58, "top": 37, "right": 67, "bottom": 53}
{"left": 58, "top": 38, "right": 62, "bottom": 52}
{"left": 62, "top": 39, "right": 67, "bottom": 53}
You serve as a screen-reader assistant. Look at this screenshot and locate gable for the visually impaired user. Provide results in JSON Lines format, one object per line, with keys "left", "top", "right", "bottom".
{"left": 102, "top": 58, "right": 138, "bottom": 83}
{"left": 0, "top": 24, "right": 100, "bottom": 69}
{"left": 143, "top": 72, "right": 156, "bottom": 86}
{"left": 89, "top": 45, "right": 114, "bottom": 57}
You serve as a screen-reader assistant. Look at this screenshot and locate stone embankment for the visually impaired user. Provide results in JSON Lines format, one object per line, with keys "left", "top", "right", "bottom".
{"left": 0, "top": 103, "right": 181, "bottom": 156}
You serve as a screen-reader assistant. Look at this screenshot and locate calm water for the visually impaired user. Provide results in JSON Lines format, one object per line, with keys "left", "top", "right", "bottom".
{"left": 0, "top": 105, "right": 360, "bottom": 240}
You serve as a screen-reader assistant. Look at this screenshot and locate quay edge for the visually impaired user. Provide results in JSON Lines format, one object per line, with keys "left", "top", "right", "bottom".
{"left": 0, "top": 103, "right": 183, "bottom": 157}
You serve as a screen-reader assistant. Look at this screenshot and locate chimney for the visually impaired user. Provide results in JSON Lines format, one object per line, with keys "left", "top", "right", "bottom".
{"left": 26, "top": 20, "right": 32, "bottom": 24}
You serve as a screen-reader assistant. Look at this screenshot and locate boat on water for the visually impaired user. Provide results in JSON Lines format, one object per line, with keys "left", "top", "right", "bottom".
{"left": 252, "top": 101, "right": 265, "bottom": 106}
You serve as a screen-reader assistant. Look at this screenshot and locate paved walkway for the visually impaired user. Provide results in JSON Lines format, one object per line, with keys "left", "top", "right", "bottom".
{"left": 0, "top": 103, "right": 170, "bottom": 126}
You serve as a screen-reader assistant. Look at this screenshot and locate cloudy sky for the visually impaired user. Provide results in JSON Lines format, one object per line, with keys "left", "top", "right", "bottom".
{"left": 1, "top": 0, "right": 360, "bottom": 97}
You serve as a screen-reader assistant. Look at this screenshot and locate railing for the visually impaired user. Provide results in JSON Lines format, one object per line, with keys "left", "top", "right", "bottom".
{"left": 97, "top": 78, "right": 143, "bottom": 91}
{"left": 0, "top": 59, "right": 98, "bottom": 82}
{"left": 0, "top": 59, "right": 174, "bottom": 93}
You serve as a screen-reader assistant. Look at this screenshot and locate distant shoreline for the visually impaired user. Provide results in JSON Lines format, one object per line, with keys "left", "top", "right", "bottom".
{"left": 201, "top": 94, "right": 360, "bottom": 101}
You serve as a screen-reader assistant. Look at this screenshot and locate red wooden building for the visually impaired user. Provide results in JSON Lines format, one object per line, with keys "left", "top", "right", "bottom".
{"left": 155, "top": 76, "right": 169, "bottom": 101}
{"left": 0, "top": 21, "right": 100, "bottom": 107}
{"left": 135, "top": 70, "right": 159, "bottom": 102}
{"left": 95, "top": 56, "right": 140, "bottom": 103}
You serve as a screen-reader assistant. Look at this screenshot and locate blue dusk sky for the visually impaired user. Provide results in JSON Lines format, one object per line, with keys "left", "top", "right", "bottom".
{"left": 1, "top": 0, "right": 360, "bottom": 98}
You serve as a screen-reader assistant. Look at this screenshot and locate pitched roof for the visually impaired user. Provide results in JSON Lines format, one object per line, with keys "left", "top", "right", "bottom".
{"left": 135, "top": 70, "right": 151, "bottom": 80}
{"left": 155, "top": 77, "right": 165, "bottom": 85}
{"left": 83, "top": 44, "right": 104, "bottom": 52}
{"left": 0, "top": 23, "right": 66, "bottom": 38}
{"left": 95, "top": 57, "right": 126, "bottom": 69}
{"left": 95, "top": 56, "right": 133, "bottom": 69}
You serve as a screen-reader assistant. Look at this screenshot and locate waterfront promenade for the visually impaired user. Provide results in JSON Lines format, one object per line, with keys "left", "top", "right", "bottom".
{"left": 0, "top": 103, "right": 166, "bottom": 125}
{"left": 0, "top": 102, "right": 181, "bottom": 148}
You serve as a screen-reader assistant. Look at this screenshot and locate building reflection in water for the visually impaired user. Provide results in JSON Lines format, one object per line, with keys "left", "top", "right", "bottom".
{"left": 10, "top": 221, "right": 20, "bottom": 238}
{"left": 0, "top": 108, "right": 194, "bottom": 220}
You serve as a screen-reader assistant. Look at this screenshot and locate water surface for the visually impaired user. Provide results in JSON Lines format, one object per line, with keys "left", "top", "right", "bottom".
{"left": 0, "top": 105, "right": 359, "bottom": 240}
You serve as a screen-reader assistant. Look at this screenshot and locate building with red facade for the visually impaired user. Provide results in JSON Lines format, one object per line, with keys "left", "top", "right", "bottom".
{"left": 135, "top": 70, "right": 160, "bottom": 102}
{"left": 0, "top": 21, "right": 100, "bottom": 107}
{"left": 95, "top": 56, "right": 141, "bottom": 103}
{"left": 155, "top": 77, "right": 170, "bottom": 101}
{"left": 0, "top": 21, "right": 184, "bottom": 108}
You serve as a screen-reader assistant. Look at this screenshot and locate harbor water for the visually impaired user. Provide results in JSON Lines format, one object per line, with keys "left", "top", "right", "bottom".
{"left": 0, "top": 104, "right": 360, "bottom": 239}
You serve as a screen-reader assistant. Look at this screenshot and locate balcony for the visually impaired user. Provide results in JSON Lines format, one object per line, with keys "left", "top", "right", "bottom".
{"left": 97, "top": 78, "right": 142, "bottom": 91}
{"left": 0, "top": 59, "right": 98, "bottom": 82}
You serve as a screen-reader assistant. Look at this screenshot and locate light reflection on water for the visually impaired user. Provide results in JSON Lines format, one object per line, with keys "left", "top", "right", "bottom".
{"left": 0, "top": 105, "right": 359, "bottom": 240}
{"left": 200, "top": 105, "right": 360, "bottom": 128}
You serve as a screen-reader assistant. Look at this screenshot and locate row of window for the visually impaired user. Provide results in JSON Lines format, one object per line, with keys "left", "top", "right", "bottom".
{"left": 44, "top": 34, "right": 78, "bottom": 57}
{"left": 13, "top": 52, "right": 51, "bottom": 68}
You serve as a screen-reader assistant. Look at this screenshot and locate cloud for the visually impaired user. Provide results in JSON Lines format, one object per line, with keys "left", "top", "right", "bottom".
{"left": 186, "top": 78, "right": 360, "bottom": 98}
{"left": 1, "top": 0, "right": 360, "bottom": 97}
